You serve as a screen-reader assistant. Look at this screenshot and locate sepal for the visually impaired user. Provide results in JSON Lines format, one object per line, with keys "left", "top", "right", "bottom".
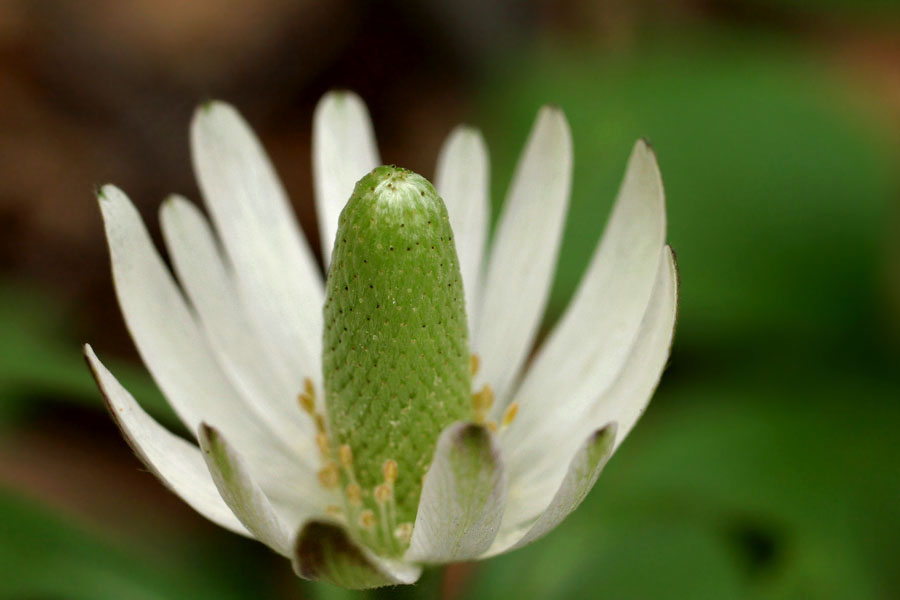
{"left": 293, "top": 521, "right": 422, "bottom": 589}
{"left": 406, "top": 422, "right": 506, "bottom": 563}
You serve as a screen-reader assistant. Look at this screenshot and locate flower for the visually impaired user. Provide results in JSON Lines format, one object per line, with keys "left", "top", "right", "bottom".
{"left": 85, "top": 91, "right": 677, "bottom": 589}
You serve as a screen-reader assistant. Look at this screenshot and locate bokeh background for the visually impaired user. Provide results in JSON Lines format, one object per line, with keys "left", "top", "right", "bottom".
{"left": 1, "top": 0, "right": 898, "bottom": 598}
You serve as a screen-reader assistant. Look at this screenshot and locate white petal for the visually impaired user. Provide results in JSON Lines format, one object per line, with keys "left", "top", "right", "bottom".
{"left": 594, "top": 246, "right": 679, "bottom": 448}
{"left": 312, "top": 90, "right": 380, "bottom": 267}
{"left": 198, "top": 424, "right": 293, "bottom": 556}
{"left": 84, "top": 345, "right": 248, "bottom": 537}
{"left": 473, "top": 106, "right": 572, "bottom": 406}
{"left": 505, "top": 139, "right": 665, "bottom": 464}
{"left": 405, "top": 423, "right": 506, "bottom": 563}
{"left": 294, "top": 521, "right": 422, "bottom": 589}
{"left": 500, "top": 246, "right": 678, "bottom": 535}
{"left": 485, "top": 424, "right": 616, "bottom": 557}
{"left": 191, "top": 101, "right": 324, "bottom": 391}
{"left": 97, "top": 186, "right": 319, "bottom": 512}
{"left": 159, "top": 196, "right": 316, "bottom": 468}
{"left": 98, "top": 185, "right": 246, "bottom": 433}
{"left": 435, "top": 126, "right": 490, "bottom": 336}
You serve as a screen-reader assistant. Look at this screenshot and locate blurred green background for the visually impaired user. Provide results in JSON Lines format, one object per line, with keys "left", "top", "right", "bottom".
{"left": 1, "top": 0, "right": 898, "bottom": 598}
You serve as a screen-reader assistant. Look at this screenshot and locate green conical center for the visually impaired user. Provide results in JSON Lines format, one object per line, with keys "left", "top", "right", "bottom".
{"left": 322, "top": 166, "right": 471, "bottom": 554}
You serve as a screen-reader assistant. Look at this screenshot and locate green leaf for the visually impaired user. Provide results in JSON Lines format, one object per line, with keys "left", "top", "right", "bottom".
{"left": 0, "top": 284, "right": 176, "bottom": 427}
{"left": 0, "top": 486, "right": 261, "bottom": 600}
{"left": 477, "top": 32, "right": 898, "bottom": 354}
{"left": 466, "top": 369, "right": 899, "bottom": 599}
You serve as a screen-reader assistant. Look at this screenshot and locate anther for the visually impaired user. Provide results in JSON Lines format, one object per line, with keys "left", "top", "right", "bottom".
{"left": 382, "top": 459, "right": 398, "bottom": 484}
{"left": 298, "top": 392, "right": 315, "bottom": 415}
{"left": 338, "top": 444, "right": 353, "bottom": 468}
{"left": 317, "top": 462, "right": 340, "bottom": 489}
{"left": 315, "top": 432, "right": 330, "bottom": 457}
{"left": 501, "top": 402, "right": 519, "bottom": 429}
{"left": 472, "top": 384, "right": 494, "bottom": 424}
{"left": 326, "top": 504, "right": 343, "bottom": 517}
{"left": 359, "top": 510, "right": 377, "bottom": 529}
{"left": 486, "top": 421, "right": 498, "bottom": 433}
{"left": 374, "top": 483, "right": 393, "bottom": 504}
{"left": 315, "top": 413, "right": 327, "bottom": 434}
{"left": 346, "top": 483, "right": 362, "bottom": 506}
{"left": 303, "top": 377, "right": 315, "bottom": 399}
{"left": 394, "top": 522, "right": 414, "bottom": 544}
{"left": 469, "top": 354, "right": 480, "bottom": 377}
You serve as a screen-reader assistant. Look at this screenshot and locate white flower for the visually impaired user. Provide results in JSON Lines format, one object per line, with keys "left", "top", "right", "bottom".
{"left": 85, "top": 91, "right": 677, "bottom": 589}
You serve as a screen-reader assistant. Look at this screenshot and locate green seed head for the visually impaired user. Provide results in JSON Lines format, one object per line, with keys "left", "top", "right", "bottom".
{"left": 323, "top": 166, "right": 471, "bottom": 555}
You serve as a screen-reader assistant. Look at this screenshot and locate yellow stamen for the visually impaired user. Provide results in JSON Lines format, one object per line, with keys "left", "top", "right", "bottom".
{"left": 338, "top": 444, "right": 353, "bottom": 468}
{"left": 501, "top": 402, "right": 519, "bottom": 429}
{"left": 317, "top": 462, "right": 340, "bottom": 489}
{"left": 382, "top": 459, "right": 398, "bottom": 484}
{"left": 316, "top": 432, "right": 330, "bottom": 457}
{"left": 469, "top": 354, "right": 480, "bottom": 377}
{"left": 326, "top": 504, "right": 343, "bottom": 516}
{"left": 486, "top": 421, "right": 498, "bottom": 433}
{"left": 298, "top": 392, "right": 315, "bottom": 415}
{"left": 374, "top": 483, "right": 393, "bottom": 504}
{"left": 472, "top": 384, "right": 494, "bottom": 424}
{"left": 346, "top": 483, "right": 362, "bottom": 506}
{"left": 359, "top": 510, "right": 377, "bottom": 529}
{"left": 315, "top": 413, "right": 327, "bottom": 434}
{"left": 303, "top": 377, "right": 315, "bottom": 399}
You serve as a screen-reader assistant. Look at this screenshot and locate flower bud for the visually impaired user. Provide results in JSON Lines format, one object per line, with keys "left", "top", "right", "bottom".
{"left": 323, "top": 166, "right": 470, "bottom": 554}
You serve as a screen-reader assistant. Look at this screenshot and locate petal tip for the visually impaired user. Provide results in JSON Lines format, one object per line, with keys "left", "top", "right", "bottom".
{"left": 665, "top": 245, "right": 680, "bottom": 290}
{"left": 95, "top": 185, "right": 110, "bottom": 202}
{"left": 322, "top": 88, "right": 360, "bottom": 102}
{"left": 191, "top": 100, "right": 241, "bottom": 138}
{"left": 631, "top": 137, "right": 660, "bottom": 168}
{"left": 621, "top": 136, "right": 666, "bottom": 223}
{"left": 453, "top": 420, "right": 490, "bottom": 440}
{"left": 96, "top": 184, "right": 124, "bottom": 204}
{"left": 195, "top": 99, "right": 230, "bottom": 117}
{"left": 449, "top": 422, "right": 499, "bottom": 462}
{"left": 317, "top": 89, "right": 367, "bottom": 117}
{"left": 159, "top": 194, "right": 187, "bottom": 220}
{"left": 83, "top": 348, "right": 133, "bottom": 445}
{"left": 540, "top": 102, "right": 564, "bottom": 116}
{"left": 82, "top": 346, "right": 110, "bottom": 414}
{"left": 197, "top": 421, "right": 218, "bottom": 443}
{"left": 452, "top": 123, "right": 483, "bottom": 141}
{"left": 161, "top": 193, "right": 182, "bottom": 207}
{"left": 590, "top": 422, "right": 618, "bottom": 453}
{"left": 82, "top": 344, "right": 104, "bottom": 389}
{"left": 197, "top": 424, "right": 229, "bottom": 471}
{"left": 95, "top": 186, "right": 137, "bottom": 226}
{"left": 537, "top": 103, "right": 571, "bottom": 131}
{"left": 636, "top": 136, "right": 655, "bottom": 153}
{"left": 527, "top": 104, "right": 572, "bottom": 164}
